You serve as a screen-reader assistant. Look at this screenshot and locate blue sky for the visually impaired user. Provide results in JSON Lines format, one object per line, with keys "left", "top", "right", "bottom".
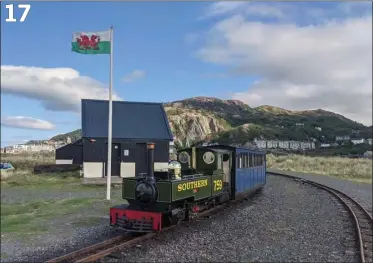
{"left": 1, "top": 1, "right": 372, "bottom": 146}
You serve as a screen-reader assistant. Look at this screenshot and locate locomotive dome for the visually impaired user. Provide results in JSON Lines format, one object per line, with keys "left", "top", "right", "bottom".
{"left": 168, "top": 160, "right": 181, "bottom": 179}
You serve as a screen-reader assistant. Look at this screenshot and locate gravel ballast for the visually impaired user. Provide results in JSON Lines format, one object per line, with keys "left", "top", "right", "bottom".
{"left": 268, "top": 169, "right": 372, "bottom": 214}
{"left": 100, "top": 175, "right": 358, "bottom": 262}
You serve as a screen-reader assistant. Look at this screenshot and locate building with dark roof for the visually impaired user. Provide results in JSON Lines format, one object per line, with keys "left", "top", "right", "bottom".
{"left": 55, "top": 99, "right": 174, "bottom": 179}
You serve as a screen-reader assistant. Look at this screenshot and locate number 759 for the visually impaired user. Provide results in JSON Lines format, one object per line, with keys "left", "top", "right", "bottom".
{"left": 213, "top": 180, "right": 223, "bottom": 191}
{"left": 5, "top": 4, "right": 31, "bottom": 23}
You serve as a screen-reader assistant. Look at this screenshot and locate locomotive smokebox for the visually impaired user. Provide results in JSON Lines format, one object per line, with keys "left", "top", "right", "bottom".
{"left": 147, "top": 142, "right": 155, "bottom": 181}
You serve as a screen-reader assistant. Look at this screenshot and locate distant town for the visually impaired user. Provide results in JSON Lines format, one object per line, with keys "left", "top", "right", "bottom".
{"left": 254, "top": 136, "right": 372, "bottom": 150}
{"left": 1, "top": 137, "right": 72, "bottom": 154}
{"left": 2, "top": 132, "right": 372, "bottom": 156}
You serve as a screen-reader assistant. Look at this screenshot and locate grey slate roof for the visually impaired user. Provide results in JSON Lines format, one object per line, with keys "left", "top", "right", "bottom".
{"left": 81, "top": 99, "right": 173, "bottom": 140}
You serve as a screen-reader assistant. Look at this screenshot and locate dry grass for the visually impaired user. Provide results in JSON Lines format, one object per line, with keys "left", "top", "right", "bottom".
{"left": 1, "top": 152, "right": 82, "bottom": 187}
{"left": 1, "top": 152, "right": 54, "bottom": 169}
{"left": 267, "top": 154, "right": 372, "bottom": 183}
{"left": 0, "top": 153, "right": 119, "bottom": 238}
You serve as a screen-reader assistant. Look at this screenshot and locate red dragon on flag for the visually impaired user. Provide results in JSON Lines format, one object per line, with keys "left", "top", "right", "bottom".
{"left": 76, "top": 34, "right": 101, "bottom": 50}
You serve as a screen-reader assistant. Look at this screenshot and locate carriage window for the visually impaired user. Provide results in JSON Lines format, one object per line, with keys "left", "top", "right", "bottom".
{"left": 236, "top": 154, "right": 242, "bottom": 169}
{"left": 258, "top": 155, "right": 262, "bottom": 166}
{"left": 254, "top": 154, "right": 257, "bottom": 167}
{"left": 245, "top": 153, "right": 249, "bottom": 168}
{"left": 243, "top": 153, "right": 247, "bottom": 168}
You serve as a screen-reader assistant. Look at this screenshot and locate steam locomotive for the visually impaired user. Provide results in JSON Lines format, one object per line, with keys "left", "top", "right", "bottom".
{"left": 110, "top": 142, "right": 266, "bottom": 233}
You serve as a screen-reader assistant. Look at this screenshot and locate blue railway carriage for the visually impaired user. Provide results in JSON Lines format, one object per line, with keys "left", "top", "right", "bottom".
{"left": 204, "top": 144, "right": 267, "bottom": 199}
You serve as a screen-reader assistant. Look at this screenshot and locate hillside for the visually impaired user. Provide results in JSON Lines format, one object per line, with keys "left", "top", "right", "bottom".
{"left": 50, "top": 129, "right": 81, "bottom": 142}
{"left": 46, "top": 96, "right": 372, "bottom": 147}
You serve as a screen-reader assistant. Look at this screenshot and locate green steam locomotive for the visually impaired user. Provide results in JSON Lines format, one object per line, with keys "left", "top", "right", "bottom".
{"left": 110, "top": 142, "right": 266, "bottom": 233}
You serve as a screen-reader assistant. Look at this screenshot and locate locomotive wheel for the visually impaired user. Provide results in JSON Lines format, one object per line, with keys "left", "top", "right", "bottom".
{"left": 162, "top": 215, "right": 173, "bottom": 227}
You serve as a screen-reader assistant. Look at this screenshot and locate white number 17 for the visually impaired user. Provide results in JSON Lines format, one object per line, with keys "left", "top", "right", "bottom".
{"left": 6, "top": 4, "right": 31, "bottom": 23}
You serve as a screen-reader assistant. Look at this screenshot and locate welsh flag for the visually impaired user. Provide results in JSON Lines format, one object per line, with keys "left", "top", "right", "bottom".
{"left": 71, "top": 30, "right": 111, "bottom": 54}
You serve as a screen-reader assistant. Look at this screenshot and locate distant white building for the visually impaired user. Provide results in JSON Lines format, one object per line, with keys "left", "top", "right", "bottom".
{"left": 315, "top": 126, "right": 322, "bottom": 131}
{"left": 351, "top": 138, "right": 366, "bottom": 145}
{"left": 29, "top": 144, "right": 55, "bottom": 152}
{"left": 336, "top": 135, "right": 350, "bottom": 141}
{"left": 289, "top": 141, "right": 300, "bottom": 150}
{"left": 13, "top": 144, "right": 29, "bottom": 151}
{"left": 255, "top": 140, "right": 267, "bottom": 149}
{"left": 254, "top": 138, "right": 314, "bottom": 150}
{"left": 267, "top": 140, "right": 278, "bottom": 149}
{"left": 278, "top": 141, "right": 290, "bottom": 149}
{"left": 367, "top": 139, "right": 372, "bottom": 145}
{"left": 300, "top": 142, "right": 312, "bottom": 149}
{"left": 320, "top": 143, "right": 331, "bottom": 148}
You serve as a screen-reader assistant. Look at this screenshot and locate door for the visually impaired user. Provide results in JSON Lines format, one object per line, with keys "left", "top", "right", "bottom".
{"left": 105, "top": 143, "right": 121, "bottom": 176}
{"left": 135, "top": 143, "right": 147, "bottom": 177}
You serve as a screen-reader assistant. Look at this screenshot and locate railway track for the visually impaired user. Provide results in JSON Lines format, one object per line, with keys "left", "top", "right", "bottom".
{"left": 270, "top": 172, "right": 373, "bottom": 263}
{"left": 46, "top": 199, "right": 236, "bottom": 263}
{"left": 47, "top": 172, "right": 372, "bottom": 263}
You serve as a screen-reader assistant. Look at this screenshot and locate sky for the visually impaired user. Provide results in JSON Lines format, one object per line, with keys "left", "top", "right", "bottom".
{"left": 1, "top": 1, "right": 372, "bottom": 147}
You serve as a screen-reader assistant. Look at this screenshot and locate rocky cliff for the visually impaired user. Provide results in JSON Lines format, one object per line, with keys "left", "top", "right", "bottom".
{"left": 164, "top": 106, "right": 230, "bottom": 147}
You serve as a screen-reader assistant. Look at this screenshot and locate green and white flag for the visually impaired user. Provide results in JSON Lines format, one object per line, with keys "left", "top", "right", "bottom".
{"left": 71, "top": 30, "right": 111, "bottom": 54}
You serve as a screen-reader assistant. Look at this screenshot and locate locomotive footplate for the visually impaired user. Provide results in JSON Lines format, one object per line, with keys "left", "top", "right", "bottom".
{"left": 110, "top": 204, "right": 162, "bottom": 232}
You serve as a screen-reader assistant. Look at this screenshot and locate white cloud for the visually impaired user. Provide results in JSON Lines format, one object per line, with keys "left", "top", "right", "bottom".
{"left": 1, "top": 116, "right": 55, "bottom": 130}
{"left": 202, "top": 2, "right": 372, "bottom": 22}
{"left": 1, "top": 66, "right": 122, "bottom": 112}
{"left": 201, "top": 2, "right": 247, "bottom": 19}
{"left": 244, "top": 3, "right": 286, "bottom": 19}
{"left": 122, "top": 70, "right": 146, "bottom": 83}
{"left": 194, "top": 4, "right": 372, "bottom": 125}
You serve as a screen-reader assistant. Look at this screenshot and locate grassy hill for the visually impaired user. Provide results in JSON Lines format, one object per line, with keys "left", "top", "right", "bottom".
{"left": 43, "top": 96, "right": 371, "bottom": 148}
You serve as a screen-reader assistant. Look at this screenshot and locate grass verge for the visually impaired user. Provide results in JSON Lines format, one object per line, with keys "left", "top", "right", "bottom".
{"left": 267, "top": 154, "right": 372, "bottom": 183}
{"left": 1, "top": 197, "right": 122, "bottom": 237}
{"left": 1, "top": 152, "right": 85, "bottom": 188}
{"left": 1, "top": 171, "right": 82, "bottom": 187}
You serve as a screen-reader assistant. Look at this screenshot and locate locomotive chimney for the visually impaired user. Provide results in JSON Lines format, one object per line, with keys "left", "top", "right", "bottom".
{"left": 147, "top": 142, "right": 155, "bottom": 181}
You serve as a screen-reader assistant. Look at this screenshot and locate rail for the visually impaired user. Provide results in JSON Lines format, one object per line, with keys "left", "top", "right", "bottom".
{"left": 46, "top": 198, "right": 235, "bottom": 262}
{"left": 47, "top": 170, "right": 372, "bottom": 263}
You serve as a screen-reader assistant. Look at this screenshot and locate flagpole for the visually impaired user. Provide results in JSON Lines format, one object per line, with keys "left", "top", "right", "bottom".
{"left": 106, "top": 26, "right": 113, "bottom": 200}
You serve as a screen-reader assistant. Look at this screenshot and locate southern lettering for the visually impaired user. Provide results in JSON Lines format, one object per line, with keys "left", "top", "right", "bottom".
{"left": 177, "top": 179, "right": 208, "bottom": 192}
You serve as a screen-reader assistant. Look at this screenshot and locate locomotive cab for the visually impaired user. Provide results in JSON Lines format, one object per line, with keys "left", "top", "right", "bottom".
{"left": 178, "top": 147, "right": 232, "bottom": 193}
